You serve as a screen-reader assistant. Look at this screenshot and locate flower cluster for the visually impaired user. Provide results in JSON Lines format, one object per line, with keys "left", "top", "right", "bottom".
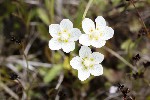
{"left": 49, "top": 16, "right": 114, "bottom": 81}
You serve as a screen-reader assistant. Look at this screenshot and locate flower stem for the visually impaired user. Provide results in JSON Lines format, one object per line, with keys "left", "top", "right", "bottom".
{"left": 103, "top": 46, "right": 138, "bottom": 72}
{"left": 20, "top": 42, "right": 30, "bottom": 99}
{"left": 82, "top": 0, "right": 94, "bottom": 19}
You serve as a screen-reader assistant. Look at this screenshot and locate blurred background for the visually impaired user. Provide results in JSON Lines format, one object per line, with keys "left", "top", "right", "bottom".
{"left": 0, "top": 0, "right": 150, "bottom": 99}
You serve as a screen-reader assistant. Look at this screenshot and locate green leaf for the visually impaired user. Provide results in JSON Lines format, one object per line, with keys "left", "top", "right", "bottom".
{"left": 44, "top": 64, "right": 63, "bottom": 83}
{"left": 37, "top": 8, "right": 50, "bottom": 25}
{"left": 26, "top": 9, "right": 36, "bottom": 26}
{"left": 74, "top": 0, "right": 85, "bottom": 28}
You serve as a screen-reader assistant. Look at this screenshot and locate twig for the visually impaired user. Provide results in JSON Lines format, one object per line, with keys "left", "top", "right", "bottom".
{"left": 24, "top": 0, "right": 40, "bottom": 5}
{"left": 56, "top": 0, "right": 63, "bottom": 17}
{"left": 6, "top": 63, "right": 23, "bottom": 78}
{"left": 27, "top": 71, "right": 38, "bottom": 92}
{"left": 82, "top": 0, "right": 94, "bottom": 19}
{"left": 16, "top": 79, "right": 26, "bottom": 91}
{"left": 55, "top": 72, "right": 64, "bottom": 90}
{"left": 63, "top": 0, "right": 80, "bottom": 5}
{"left": 0, "top": 82, "right": 19, "bottom": 100}
{"left": 20, "top": 42, "right": 29, "bottom": 80}
{"left": 24, "top": 34, "right": 38, "bottom": 55}
{"left": 55, "top": 72, "right": 64, "bottom": 100}
{"left": 130, "top": 0, "right": 149, "bottom": 35}
{"left": 20, "top": 42, "right": 30, "bottom": 100}
{"left": 103, "top": 46, "right": 138, "bottom": 72}
{"left": 144, "top": 79, "right": 150, "bottom": 87}
{"left": 5, "top": 57, "right": 52, "bottom": 69}
{"left": 22, "top": 51, "right": 29, "bottom": 80}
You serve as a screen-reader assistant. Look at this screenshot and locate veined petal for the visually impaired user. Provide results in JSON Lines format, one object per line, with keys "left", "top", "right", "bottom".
{"left": 70, "top": 28, "right": 82, "bottom": 41}
{"left": 90, "top": 64, "right": 103, "bottom": 76}
{"left": 78, "top": 70, "right": 90, "bottom": 81}
{"left": 102, "top": 26, "right": 114, "bottom": 40}
{"left": 49, "top": 38, "right": 61, "bottom": 50}
{"left": 91, "top": 39, "right": 106, "bottom": 48}
{"left": 70, "top": 56, "right": 82, "bottom": 70}
{"left": 91, "top": 52, "right": 104, "bottom": 63}
{"left": 62, "top": 41, "right": 75, "bottom": 53}
{"left": 82, "top": 18, "right": 95, "bottom": 34}
{"left": 79, "top": 34, "right": 91, "bottom": 46}
{"left": 79, "top": 46, "right": 91, "bottom": 58}
{"left": 49, "top": 24, "right": 61, "bottom": 38}
{"left": 60, "top": 19, "right": 73, "bottom": 30}
{"left": 95, "top": 16, "right": 106, "bottom": 29}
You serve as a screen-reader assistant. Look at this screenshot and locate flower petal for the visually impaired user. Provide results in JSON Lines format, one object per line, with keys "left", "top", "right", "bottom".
{"left": 91, "top": 52, "right": 104, "bottom": 63}
{"left": 62, "top": 41, "right": 75, "bottom": 53}
{"left": 60, "top": 19, "right": 73, "bottom": 30}
{"left": 102, "top": 26, "right": 114, "bottom": 40}
{"left": 79, "top": 34, "right": 91, "bottom": 46}
{"left": 79, "top": 46, "right": 92, "bottom": 58}
{"left": 95, "top": 16, "right": 106, "bottom": 28}
{"left": 70, "top": 56, "right": 82, "bottom": 70}
{"left": 90, "top": 64, "right": 103, "bottom": 76}
{"left": 78, "top": 70, "right": 90, "bottom": 81}
{"left": 49, "top": 24, "right": 61, "bottom": 38}
{"left": 49, "top": 38, "right": 61, "bottom": 50}
{"left": 69, "top": 28, "right": 82, "bottom": 41}
{"left": 82, "top": 18, "right": 95, "bottom": 34}
{"left": 109, "top": 86, "right": 118, "bottom": 94}
{"left": 91, "top": 39, "right": 106, "bottom": 48}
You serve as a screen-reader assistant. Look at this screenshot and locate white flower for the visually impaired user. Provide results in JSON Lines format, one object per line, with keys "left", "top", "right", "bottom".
{"left": 49, "top": 19, "right": 82, "bottom": 53}
{"left": 70, "top": 46, "right": 104, "bottom": 81}
{"left": 109, "top": 86, "right": 118, "bottom": 94}
{"left": 79, "top": 16, "right": 114, "bottom": 48}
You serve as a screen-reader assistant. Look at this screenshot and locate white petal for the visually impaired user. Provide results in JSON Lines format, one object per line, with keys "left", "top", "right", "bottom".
{"left": 109, "top": 86, "right": 118, "bottom": 94}
{"left": 79, "top": 46, "right": 91, "bottom": 58}
{"left": 60, "top": 19, "right": 73, "bottom": 30}
{"left": 79, "top": 34, "right": 91, "bottom": 46}
{"left": 70, "top": 56, "right": 82, "bottom": 70}
{"left": 102, "top": 26, "right": 114, "bottom": 40}
{"left": 62, "top": 42, "right": 75, "bottom": 53}
{"left": 49, "top": 38, "right": 61, "bottom": 50}
{"left": 69, "top": 28, "right": 82, "bottom": 41}
{"left": 90, "top": 64, "right": 103, "bottom": 76}
{"left": 49, "top": 24, "right": 61, "bottom": 38}
{"left": 82, "top": 18, "right": 95, "bottom": 34}
{"left": 95, "top": 16, "right": 106, "bottom": 28}
{"left": 91, "top": 39, "right": 106, "bottom": 48}
{"left": 91, "top": 52, "right": 104, "bottom": 63}
{"left": 78, "top": 70, "right": 90, "bottom": 81}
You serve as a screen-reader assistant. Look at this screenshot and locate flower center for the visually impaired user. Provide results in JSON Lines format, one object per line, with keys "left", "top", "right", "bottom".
{"left": 89, "top": 31, "right": 99, "bottom": 40}
{"left": 61, "top": 33, "right": 69, "bottom": 40}
{"left": 84, "top": 59, "right": 91, "bottom": 67}
{"left": 89, "top": 29, "right": 103, "bottom": 40}
{"left": 58, "top": 30, "right": 70, "bottom": 42}
{"left": 82, "top": 57, "right": 95, "bottom": 70}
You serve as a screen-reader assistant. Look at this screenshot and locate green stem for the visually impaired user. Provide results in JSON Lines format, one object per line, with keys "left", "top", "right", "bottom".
{"left": 82, "top": 0, "right": 94, "bottom": 19}
{"left": 50, "top": 0, "right": 54, "bottom": 23}
{"left": 103, "top": 46, "right": 138, "bottom": 72}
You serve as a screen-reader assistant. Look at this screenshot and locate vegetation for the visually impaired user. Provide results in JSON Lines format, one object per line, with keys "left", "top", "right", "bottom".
{"left": 0, "top": 0, "right": 150, "bottom": 99}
